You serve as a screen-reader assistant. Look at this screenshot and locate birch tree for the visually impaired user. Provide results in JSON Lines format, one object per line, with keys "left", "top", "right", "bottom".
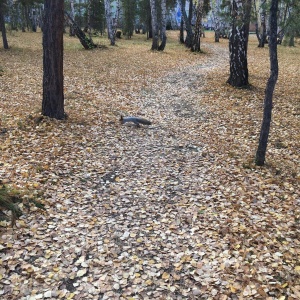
{"left": 150, "top": 0, "right": 167, "bottom": 51}
{"left": 104, "top": 0, "right": 114, "bottom": 45}
{"left": 227, "top": 0, "right": 252, "bottom": 87}
{"left": 180, "top": 0, "right": 193, "bottom": 48}
{"left": 191, "top": 0, "right": 204, "bottom": 52}
{"left": 69, "top": 0, "right": 76, "bottom": 36}
{"left": 255, "top": 0, "right": 267, "bottom": 47}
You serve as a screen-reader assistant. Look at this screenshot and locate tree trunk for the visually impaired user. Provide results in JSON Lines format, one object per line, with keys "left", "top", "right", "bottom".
{"left": 69, "top": 0, "right": 76, "bottom": 36}
{"left": 288, "top": 34, "right": 295, "bottom": 47}
{"left": 42, "top": 0, "right": 65, "bottom": 120}
{"left": 158, "top": 0, "right": 167, "bottom": 51}
{"left": 147, "top": 5, "right": 152, "bottom": 39}
{"left": 180, "top": 0, "right": 193, "bottom": 48}
{"left": 257, "top": 0, "right": 266, "bottom": 47}
{"left": 227, "top": 0, "right": 251, "bottom": 88}
{"left": 65, "top": 12, "right": 96, "bottom": 49}
{"left": 0, "top": 2, "right": 9, "bottom": 49}
{"left": 191, "top": 1, "right": 203, "bottom": 52}
{"left": 104, "top": 0, "right": 115, "bottom": 45}
{"left": 150, "top": 0, "right": 159, "bottom": 50}
{"left": 179, "top": 18, "right": 184, "bottom": 43}
{"left": 255, "top": 0, "right": 279, "bottom": 166}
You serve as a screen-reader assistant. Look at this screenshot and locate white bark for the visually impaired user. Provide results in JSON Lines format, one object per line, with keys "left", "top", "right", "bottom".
{"left": 104, "top": 0, "right": 115, "bottom": 45}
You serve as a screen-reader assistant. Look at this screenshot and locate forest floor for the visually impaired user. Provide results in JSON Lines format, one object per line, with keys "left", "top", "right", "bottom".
{"left": 0, "top": 31, "right": 300, "bottom": 300}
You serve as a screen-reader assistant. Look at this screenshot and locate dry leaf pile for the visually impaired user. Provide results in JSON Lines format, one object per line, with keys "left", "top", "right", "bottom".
{"left": 0, "top": 31, "right": 299, "bottom": 299}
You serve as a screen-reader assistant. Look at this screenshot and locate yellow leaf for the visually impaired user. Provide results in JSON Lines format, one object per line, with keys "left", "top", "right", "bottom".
{"left": 294, "top": 266, "right": 300, "bottom": 273}
{"left": 230, "top": 285, "right": 237, "bottom": 293}
{"left": 145, "top": 279, "right": 153, "bottom": 285}
{"left": 66, "top": 293, "right": 75, "bottom": 299}
{"left": 162, "top": 272, "right": 170, "bottom": 280}
{"left": 53, "top": 267, "right": 59, "bottom": 272}
{"left": 281, "top": 283, "right": 288, "bottom": 288}
{"left": 135, "top": 273, "right": 141, "bottom": 278}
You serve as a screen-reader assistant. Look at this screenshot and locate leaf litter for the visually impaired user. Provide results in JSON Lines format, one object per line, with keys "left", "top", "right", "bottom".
{"left": 0, "top": 31, "right": 299, "bottom": 299}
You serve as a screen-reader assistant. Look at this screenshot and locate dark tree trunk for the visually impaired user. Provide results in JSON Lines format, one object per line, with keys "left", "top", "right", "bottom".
{"left": 179, "top": 18, "right": 184, "bottom": 43}
{"left": 188, "top": 0, "right": 193, "bottom": 26}
{"left": 288, "top": 34, "right": 295, "bottom": 47}
{"left": 0, "top": 2, "right": 9, "bottom": 49}
{"left": 148, "top": 10, "right": 152, "bottom": 39}
{"left": 215, "top": 29, "right": 220, "bottom": 42}
{"left": 42, "top": 0, "right": 65, "bottom": 120}
{"left": 255, "top": 0, "right": 279, "bottom": 166}
{"left": 65, "top": 11, "right": 96, "bottom": 49}
{"left": 227, "top": 0, "right": 251, "bottom": 88}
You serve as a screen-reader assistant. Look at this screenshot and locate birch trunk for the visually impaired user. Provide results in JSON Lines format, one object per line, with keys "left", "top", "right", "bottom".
{"left": 104, "top": 0, "right": 115, "bottom": 45}
{"left": 150, "top": 0, "right": 159, "bottom": 50}
{"left": 227, "top": 0, "right": 251, "bottom": 87}
{"left": 69, "top": 0, "right": 76, "bottom": 36}
{"left": 158, "top": 0, "right": 167, "bottom": 51}
{"left": 191, "top": 1, "right": 203, "bottom": 52}
{"left": 180, "top": 0, "right": 193, "bottom": 48}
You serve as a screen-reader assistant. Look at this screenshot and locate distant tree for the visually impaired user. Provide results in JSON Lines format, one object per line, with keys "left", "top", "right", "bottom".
{"left": 190, "top": 0, "right": 210, "bottom": 52}
{"left": 255, "top": 0, "right": 279, "bottom": 166}
{"left": 0, "top": 0, "right": 9, "bottom": 49}
{"left": 191, "top": 0, "right": 204, "bottom": 52}
{"left": 122, "top": 0, "right": 136, "bottom": 38}
{"left": 69, "top": 0, "right": 76, "bottom": 36}
{"left": 150, "top": 0, "right": 167, "bottom": 51}
{"left": 89, "top": 0, "right": 105, "bottom": 35}
{"left": 137, "top": 0, "right": 152, "bottom": 38}
{"left": 282, "top": 0, "right": 300, "bottom": 46}
{"left": 104, "top": 0, "right": 114, "bottom": 44}
{"left": 227, "top": 0, "right": 252, "bottom": 87}
{"left": 254, "top": 0, "right": 267, "bottom": 47}
{"left": 42, "top": 0, "right": 65, "bottom": 119}
{"left": 180, "top": 0, "right": 193, "bottom": 47}
{"left": 65, "top": 11, "right": 97, "bottom": 49}
{"left": 211, "top": 0, "right": 222, "bottom": 42}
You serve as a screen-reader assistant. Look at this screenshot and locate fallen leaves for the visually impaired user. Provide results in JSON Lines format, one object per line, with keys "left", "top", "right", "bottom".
{"left": 0, "top": 31, "right": 300, "bottom": 299}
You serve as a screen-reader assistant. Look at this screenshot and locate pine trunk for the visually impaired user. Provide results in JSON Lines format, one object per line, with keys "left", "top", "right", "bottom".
{"left": 255, "top": 0, "right": 279, "bottom": 166}
{"left": 42, "top": 0, "right": 65, "bottom": 119}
